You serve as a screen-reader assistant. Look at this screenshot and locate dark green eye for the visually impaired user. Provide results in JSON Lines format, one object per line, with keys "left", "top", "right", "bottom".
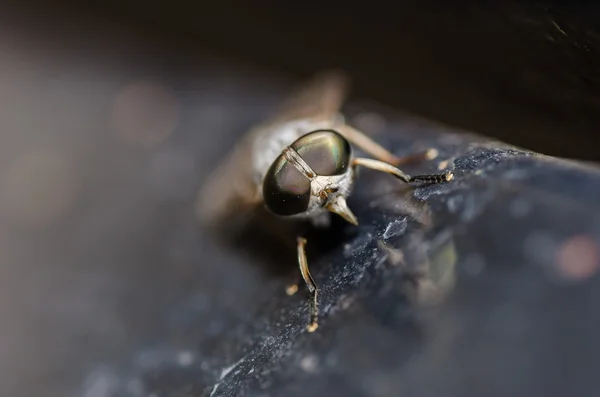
{"left": 291, "top": 130, "right": 351, "bottom": 176}
{"left": 263, "top": 154, "right": 311, "bottom": 216}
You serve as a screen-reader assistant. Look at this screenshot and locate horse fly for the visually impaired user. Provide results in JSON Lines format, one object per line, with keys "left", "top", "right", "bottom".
{"left": 196, "top": 71, "right": 452, "bottom": 332}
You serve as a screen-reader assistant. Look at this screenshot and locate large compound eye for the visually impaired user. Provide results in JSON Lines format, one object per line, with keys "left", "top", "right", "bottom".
{"left": 291, "top": 130, "right": 351, "bottom": 176}
{"left": 263, "top": 154, "right": 311, "bottom": 216}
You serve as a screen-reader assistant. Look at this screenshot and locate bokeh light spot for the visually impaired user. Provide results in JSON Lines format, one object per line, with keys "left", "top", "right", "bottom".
{"left": 556, "top": 235, "right": 600, "bottom": 282}
{"left": 112, "top": 79, "right": 180, "bottom": 147}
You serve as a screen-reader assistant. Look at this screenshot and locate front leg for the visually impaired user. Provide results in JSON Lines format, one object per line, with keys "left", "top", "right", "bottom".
{"left": 293, "top": 237, "right": 319, "bottom": 332}
{"left": 286, "top": 214, "right": 328, "bottom": 296}
{"left": 352, "top": 157, "right": 453, "bottom": 184}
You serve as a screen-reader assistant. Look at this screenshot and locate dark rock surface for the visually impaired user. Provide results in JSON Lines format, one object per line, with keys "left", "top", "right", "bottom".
{"left": 190, "top": 112, "right": 600, "bottom": 397}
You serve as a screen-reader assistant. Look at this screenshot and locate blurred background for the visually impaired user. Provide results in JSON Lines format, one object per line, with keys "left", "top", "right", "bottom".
{"left": 2, "top": 1, "right": 600, "bottom": 396}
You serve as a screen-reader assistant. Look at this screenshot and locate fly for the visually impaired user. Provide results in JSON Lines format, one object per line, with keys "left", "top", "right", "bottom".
{"left": 197, "top": 71, "right": 452, "bottom": 332}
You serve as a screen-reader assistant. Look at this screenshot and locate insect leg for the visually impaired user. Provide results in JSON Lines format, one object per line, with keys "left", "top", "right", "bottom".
{"left": 297, "top": 237, "right": 319, "bottom": 332}
{"left": 338, "top": 125, "right": 438, "bottom": 166}
{"left": 352, "top": 157, "right": 453, "bottom": 184}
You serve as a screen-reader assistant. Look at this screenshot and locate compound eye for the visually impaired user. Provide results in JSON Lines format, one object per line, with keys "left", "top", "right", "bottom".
{"left": 292, "top": 130, "right": 351, "bottom": 176}
{"left": 263, "top": 154, "right": 311, "bottom": 216}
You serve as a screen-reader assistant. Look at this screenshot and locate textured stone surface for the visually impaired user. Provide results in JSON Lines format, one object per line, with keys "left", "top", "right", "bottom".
{"left": 194, "top": 111, "right": 600, "bottom": 397}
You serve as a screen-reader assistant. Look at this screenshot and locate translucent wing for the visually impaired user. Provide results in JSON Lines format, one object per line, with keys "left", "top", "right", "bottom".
{"left": 195, "top": 130, "right": 261, "bottom": 229}
{"left": 195, "top": 71, "right": 350, "bottom": 228}
{"left": 267, "top": 70, "right": 349, "bottom": 125}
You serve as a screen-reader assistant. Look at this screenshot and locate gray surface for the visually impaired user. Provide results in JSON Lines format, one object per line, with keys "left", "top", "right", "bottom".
{"left": 2, "top": 6, "right": 600, "bottom": 397}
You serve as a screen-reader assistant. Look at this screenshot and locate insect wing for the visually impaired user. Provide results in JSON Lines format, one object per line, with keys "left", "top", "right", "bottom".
{"left": 267, "top": 70, "right": 349, "bottom": 126}
{"left": 195, "top": 131, "right": 260, "bottom": 228}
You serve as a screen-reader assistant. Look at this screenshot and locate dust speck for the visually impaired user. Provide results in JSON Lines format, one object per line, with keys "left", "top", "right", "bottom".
{"left": 426, "top": 148, "right": 439, "bottom": 160}
{"left": 82, "top": 369, "right": 120, "bottom": 397}
{"left": 177, "top": 351, "right": 195, "bottom": 367}
{"left": 382, "top": 218, "right": 408, "bottom": 240}
{"left": 446, "top": 195, "right": 462, "bottom": 213}
{"left": 299, "top": 355, "right": 319, "bottom": 373}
